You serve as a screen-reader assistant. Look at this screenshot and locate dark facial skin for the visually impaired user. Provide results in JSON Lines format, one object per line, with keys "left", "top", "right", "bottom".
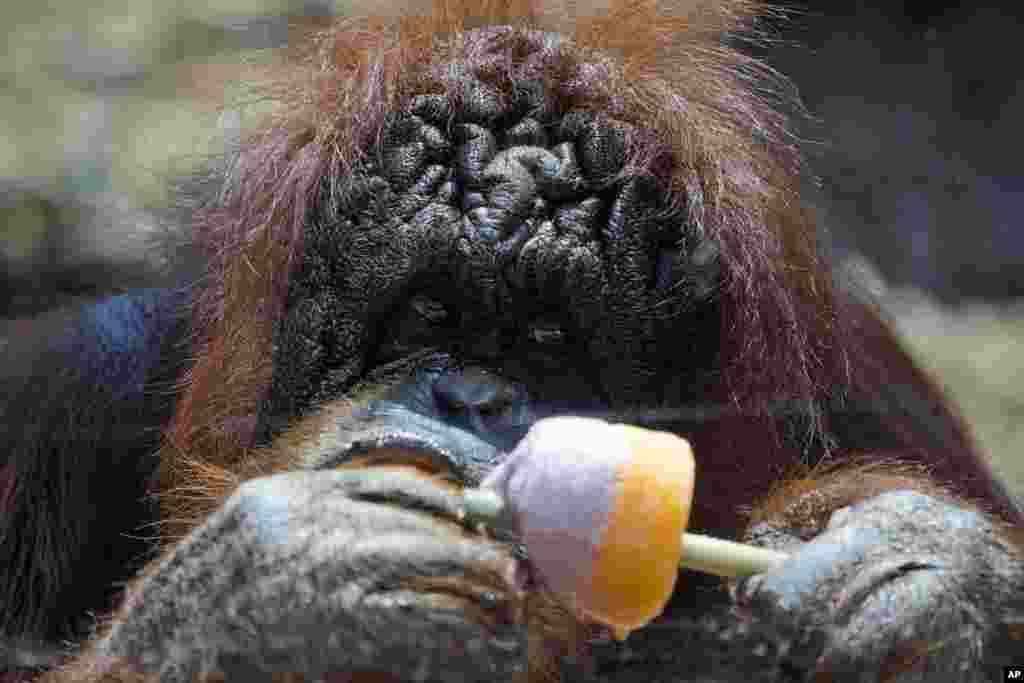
{"left": 370, "top": 305, "right": 609, "bottom": 455}
{"left": 318, "top": 314, "right": 618, "bottom": 477}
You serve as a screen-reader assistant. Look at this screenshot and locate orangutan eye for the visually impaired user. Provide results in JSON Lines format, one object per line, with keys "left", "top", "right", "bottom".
{"left": 527, "top": 321, "right": 566, "bottom": 345}
{"left": 374, "top": 295, "right": 451, "bottom": 364}
{"left": 409, "top": 295, "right": 448, "bottom": 324}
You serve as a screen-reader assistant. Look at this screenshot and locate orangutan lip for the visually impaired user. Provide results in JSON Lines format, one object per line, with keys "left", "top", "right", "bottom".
{"left": 338, "top": 431, "right": 470, "bottom": 478}
{"left": 317, "top": 400, "right": 504, "bottom": 485}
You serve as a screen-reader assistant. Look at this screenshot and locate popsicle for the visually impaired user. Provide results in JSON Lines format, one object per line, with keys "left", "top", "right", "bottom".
{"left": 462, "top": 416, "right": 789, "bottom": 639}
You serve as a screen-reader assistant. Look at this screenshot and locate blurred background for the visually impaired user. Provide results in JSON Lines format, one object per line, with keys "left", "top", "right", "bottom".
{"left": 1, "top": 0, "right": 1021, "bottom": 495}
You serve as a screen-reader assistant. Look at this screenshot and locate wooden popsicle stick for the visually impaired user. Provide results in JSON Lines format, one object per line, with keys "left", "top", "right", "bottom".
{"left": 677, "top": 532, "right": 787, "bottom": 577}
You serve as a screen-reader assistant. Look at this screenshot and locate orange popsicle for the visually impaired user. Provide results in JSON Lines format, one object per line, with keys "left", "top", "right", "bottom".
{"left": 465, "top": 417, "right": 787, "bottom": 639}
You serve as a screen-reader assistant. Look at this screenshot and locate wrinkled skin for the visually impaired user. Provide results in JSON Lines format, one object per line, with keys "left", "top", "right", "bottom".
{"left": 3, "top": 17, "right": 1023, "bottom": 683}
{"left": 735, "top": 491, "right": 1024, "bottom": 681}
{"left": 96, "top": 470, "right": 527, "bottom": 682}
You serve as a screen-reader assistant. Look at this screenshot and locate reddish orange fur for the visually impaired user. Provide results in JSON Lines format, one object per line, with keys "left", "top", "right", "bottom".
{"left": 746, "top": 461, "right": 1024, "bottom": 555}
{"left": 748, "top": 462, "right": 957, "bottom": 536}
